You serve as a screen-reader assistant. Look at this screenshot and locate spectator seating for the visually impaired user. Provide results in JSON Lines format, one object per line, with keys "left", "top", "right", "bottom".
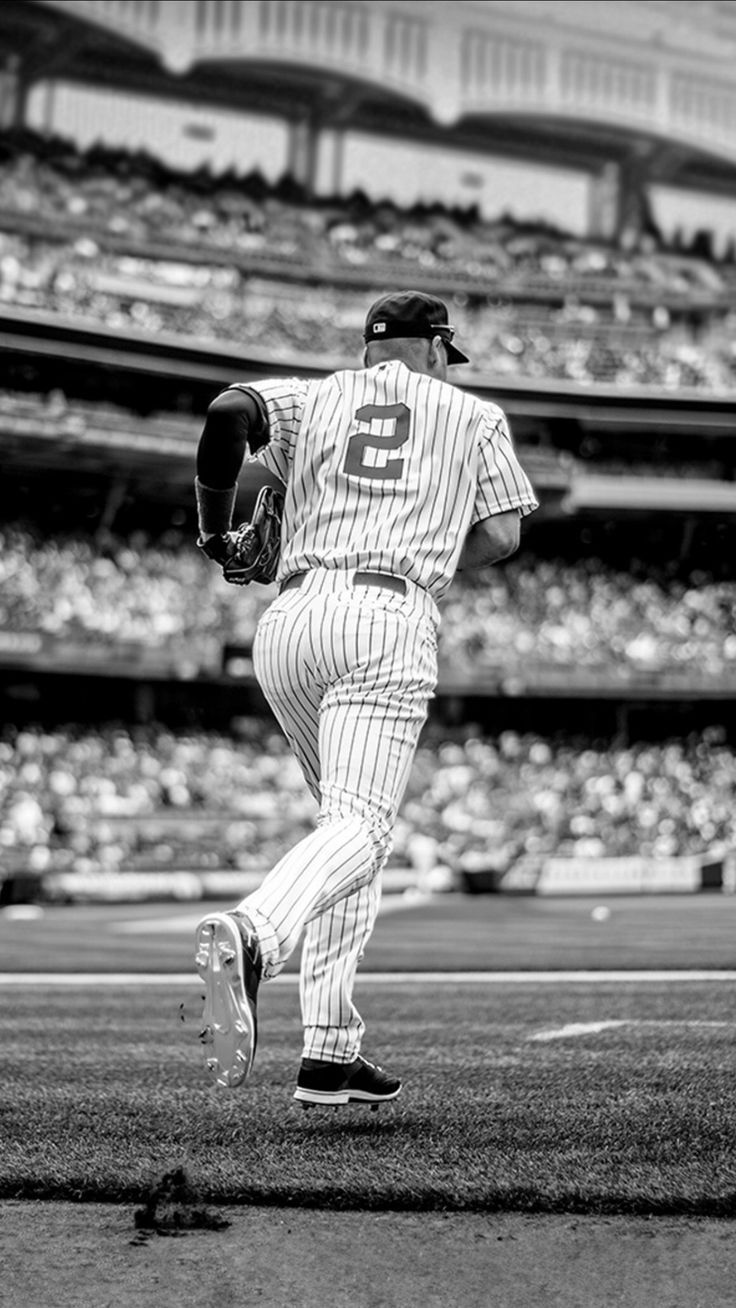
{"left": 1, "top": 722, "right": 733, "bottom": 878}
{"left": 2, "top": 522, "right": 736, "bottom": 678}
{"left": 2, "top": 130, "right": 736, "bottom": 390}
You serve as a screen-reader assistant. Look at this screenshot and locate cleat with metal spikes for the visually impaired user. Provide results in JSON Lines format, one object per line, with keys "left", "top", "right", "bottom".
{"left": 194, "top": 912, "right": 261, "bottom": 1089}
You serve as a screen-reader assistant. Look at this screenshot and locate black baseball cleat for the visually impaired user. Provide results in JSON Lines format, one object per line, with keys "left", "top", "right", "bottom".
{"left": 293, "top": 1055, "right": 401, "bottom": 1109}
{"left": 194, "top": 911, "right": 261, "bottom": 1089}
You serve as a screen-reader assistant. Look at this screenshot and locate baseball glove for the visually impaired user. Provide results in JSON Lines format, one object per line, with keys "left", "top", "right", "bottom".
{"left": 198, "top": 485, "right": 285, "bottom": 585}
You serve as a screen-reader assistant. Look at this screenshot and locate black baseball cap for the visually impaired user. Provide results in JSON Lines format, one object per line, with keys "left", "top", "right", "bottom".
{"left": 363, "top": 290, "right": 470, "bottom": 365}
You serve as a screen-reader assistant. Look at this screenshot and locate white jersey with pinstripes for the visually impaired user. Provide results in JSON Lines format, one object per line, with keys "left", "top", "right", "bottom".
{"left": 229, "top": 363, "right": 537, "bottom": 1064}
{"left": 236, "top": 362, "right": 538, "bottom": 602}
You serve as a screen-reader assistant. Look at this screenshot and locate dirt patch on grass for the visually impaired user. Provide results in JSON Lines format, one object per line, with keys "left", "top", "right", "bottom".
{"left": 2, "top": 1199, "right": 735, "bottom": 1308}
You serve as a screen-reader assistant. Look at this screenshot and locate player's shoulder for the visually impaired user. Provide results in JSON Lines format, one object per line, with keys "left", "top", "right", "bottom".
{"left": 233, "top": 377, "right": 312, "bottom": 421}
{"left": 243, "top": 376, "right": 311, "bottom": 399}
{"left": 424, "top": 373, "right": 500, "bottom": 421}
{"left": 436, "top": 382, "right": 509, "bottom": 429}
{"left": 477, "top": 396, "right": 509, "bottom": 428}
{"left": 324, "top": 367, "right": 362, "bottom": 389}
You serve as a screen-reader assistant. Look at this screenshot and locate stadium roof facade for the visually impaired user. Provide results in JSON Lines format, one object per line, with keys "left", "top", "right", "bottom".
{"left": 4, "top": 1, "right": 736, "bottom": 230}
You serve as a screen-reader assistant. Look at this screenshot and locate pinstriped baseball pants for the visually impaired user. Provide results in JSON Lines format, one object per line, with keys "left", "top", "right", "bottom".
{"left": 235, "top": 569, "right": 438, "bottom": 1063}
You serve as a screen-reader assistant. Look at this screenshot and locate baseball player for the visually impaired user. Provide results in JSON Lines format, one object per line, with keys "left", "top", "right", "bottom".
{"left": 194, "top": 289, "right": 538, "bottom": 1107}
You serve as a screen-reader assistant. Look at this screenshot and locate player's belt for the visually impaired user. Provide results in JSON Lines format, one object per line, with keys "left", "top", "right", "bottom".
{"left": 280, "top": 571, "right": 406, "bottom": 596}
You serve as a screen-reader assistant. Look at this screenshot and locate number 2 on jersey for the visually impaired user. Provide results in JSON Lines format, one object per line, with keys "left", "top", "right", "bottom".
{"left": 343, "top": 403, "right": 410, "bottom": 481}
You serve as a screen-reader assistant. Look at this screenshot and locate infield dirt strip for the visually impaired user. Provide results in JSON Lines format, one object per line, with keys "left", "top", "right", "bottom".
{"left": 2, "top": 1200, "right": 735, "bottom": 1308}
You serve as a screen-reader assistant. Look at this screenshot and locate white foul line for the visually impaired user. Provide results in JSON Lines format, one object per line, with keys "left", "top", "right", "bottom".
{"left": 530, "top": 1018, "right": 736, "bottom": 1041}
{"left": 530, "top": 1020, "right": 628, "bottom": 1040}
{"left": 1, "top": 970, "right": 736, "bottom": 986}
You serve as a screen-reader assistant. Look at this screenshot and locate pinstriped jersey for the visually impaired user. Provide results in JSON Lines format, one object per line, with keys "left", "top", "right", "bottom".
{"left": 239, "top": 362, "right": 538, "bottom": 602}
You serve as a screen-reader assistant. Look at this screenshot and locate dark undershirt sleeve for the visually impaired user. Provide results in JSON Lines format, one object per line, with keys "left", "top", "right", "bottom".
{"left": 196, "top": 387, "right": 270, "bottom": 488}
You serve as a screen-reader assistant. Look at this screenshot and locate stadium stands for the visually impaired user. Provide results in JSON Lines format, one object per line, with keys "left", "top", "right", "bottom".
{"left": 1, "top": 523, "right": 735, "bottom": 680}
{"left": 1, "top": 722, "right": 734, "bottom": 880}
{"left": 2, "top": 131, "right": 736, "bottom": 390}
{"left": 1, "top": 129, "right": 736, "bottom": 896}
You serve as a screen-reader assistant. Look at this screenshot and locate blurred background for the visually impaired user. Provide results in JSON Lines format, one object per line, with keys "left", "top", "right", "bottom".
{"left": 1, "top": 0, "right": 735, "bottom": 909}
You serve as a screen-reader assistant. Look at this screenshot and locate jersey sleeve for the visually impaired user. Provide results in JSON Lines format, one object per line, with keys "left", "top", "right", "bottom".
{"left": 233, "top": 377, "right": 310, "bottom": 485}
{"left": 471, "top": 404, "right": 539, "bottom": 525}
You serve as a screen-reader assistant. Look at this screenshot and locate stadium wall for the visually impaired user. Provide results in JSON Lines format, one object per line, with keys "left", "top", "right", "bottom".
{"left": 2, "top": 849, "right": 733, "bottom": 907}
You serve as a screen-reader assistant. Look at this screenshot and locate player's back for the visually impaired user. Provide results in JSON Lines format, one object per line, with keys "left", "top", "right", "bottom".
{"left": 280, "top": 360, "right": 489, "bottom": 599}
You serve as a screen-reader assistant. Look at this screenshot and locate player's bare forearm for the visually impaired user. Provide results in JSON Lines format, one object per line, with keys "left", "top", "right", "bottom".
{"left": 457, "top": 510, "right": 521, "bottom": 573}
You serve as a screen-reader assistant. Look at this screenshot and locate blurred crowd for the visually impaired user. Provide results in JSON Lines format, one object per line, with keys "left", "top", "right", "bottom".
{"left": 2, "top": 132, "right": 736, "bottom": 389}
{"left": 0, "top": 722, "right": 314, "bottom": 879}
{"left": 2, "top": 228, "right": 734, "bottom": 390}
{"left": 1, "top": 722, "right": 734, "bottom": 879}
{"left": 2, "top": 523, "right": 735, "bottom": 679}
{"left": 440, "top": 558, "right": 736, "bottom": 678}
{"left": 2, "top": 130, "right": 727, "bottom": 290}
{"left": 2, "top": 134, "right": 736, "bottom": 886}
{"left": 0, "top": 523, "right": 267, "bottom": 665}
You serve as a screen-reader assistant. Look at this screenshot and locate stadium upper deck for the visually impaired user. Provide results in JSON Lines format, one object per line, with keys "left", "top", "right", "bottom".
{"left": 6, "top": 1, "right": 736, "bottom": 232}
{"left": 2, "top": 129, "right": 736, "bottom": 402}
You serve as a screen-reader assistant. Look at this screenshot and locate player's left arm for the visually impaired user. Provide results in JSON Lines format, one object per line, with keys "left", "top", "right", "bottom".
{"left": 195, "top": 386, "right": 271, "bottom": 540}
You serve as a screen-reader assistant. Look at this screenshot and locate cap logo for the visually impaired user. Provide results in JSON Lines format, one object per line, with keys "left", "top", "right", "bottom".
{"left": 372, "top": 322, "right": 386, "bottom": 334}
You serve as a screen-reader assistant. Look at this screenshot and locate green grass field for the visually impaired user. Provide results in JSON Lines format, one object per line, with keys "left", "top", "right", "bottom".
{"left": 2, "top": 895, "right": 736, "bottom": 1216}
{"left": 3, "top": 892, "right": 736, "bottom": 973}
